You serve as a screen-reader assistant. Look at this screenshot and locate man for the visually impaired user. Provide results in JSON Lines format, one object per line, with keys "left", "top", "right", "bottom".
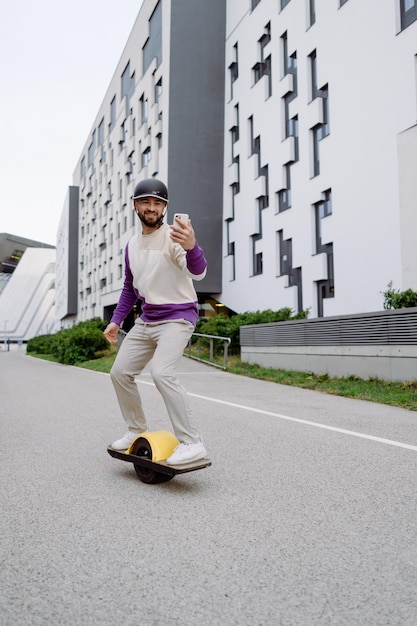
{"left": 103, "top": 178, "right": 208, "bottom": 465}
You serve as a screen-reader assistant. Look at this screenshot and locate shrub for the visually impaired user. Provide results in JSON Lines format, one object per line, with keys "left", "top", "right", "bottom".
{"left": 26, "top": 317, "right": 108, "bottom": 365}
{"left": 195, "top": 308, "right": 309, "bottom": 353}
{"left": 383, "top": 281, "right": 417, "bottom": 310}
{"left": 27, "top": 334, "right": 57, "bottom": 355}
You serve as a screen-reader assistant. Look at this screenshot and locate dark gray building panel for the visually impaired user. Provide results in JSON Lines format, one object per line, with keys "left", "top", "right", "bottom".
{"left": 67, "top": 186, "right": 79, "bottom": 315}
{"left": 167, "top": 0, "right": 226, "bottom": 294}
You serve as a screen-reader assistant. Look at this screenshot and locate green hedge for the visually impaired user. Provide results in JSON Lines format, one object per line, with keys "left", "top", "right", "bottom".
{"left": 27, "top": 318, "right": 108, "bottom": 365}
{"left": 195, "top": 308, "right": 308, "bottom": 354}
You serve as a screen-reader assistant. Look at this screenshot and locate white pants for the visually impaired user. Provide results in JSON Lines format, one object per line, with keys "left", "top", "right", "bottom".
{"left": 110, "top": 319, "right": 200, "bottom": 443}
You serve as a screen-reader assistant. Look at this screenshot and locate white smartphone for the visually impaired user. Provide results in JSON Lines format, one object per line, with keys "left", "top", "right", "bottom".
{"left": 173, "top": 213, "right": 189, "bottom": 225}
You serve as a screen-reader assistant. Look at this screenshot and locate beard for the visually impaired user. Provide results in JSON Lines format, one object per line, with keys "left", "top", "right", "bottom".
{"left": 137, "top": 211, "right": 163, "bottom": 228}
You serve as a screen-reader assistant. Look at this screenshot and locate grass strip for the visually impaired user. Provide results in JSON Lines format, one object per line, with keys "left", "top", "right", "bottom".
{"left": 29, "top": 348, "right": 417, "bottom": 412}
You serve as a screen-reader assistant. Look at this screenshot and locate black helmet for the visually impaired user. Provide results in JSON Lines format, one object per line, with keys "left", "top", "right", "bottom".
{"left": 133, "top": 178, "right": 168, "bottom": 202}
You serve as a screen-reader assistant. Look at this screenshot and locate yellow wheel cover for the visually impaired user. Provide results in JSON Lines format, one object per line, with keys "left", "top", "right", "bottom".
{"left": 126, "top": 430, "right": 179, "bottom": 461}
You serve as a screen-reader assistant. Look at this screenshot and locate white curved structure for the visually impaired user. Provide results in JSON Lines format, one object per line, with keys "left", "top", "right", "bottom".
{"left": 0, "top": 248, "right": 57, "bottom": 342}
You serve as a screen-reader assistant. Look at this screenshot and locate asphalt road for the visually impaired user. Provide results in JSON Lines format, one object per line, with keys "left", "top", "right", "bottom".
{"left": 1, "top": 347, "right": 417, "bottom": 626}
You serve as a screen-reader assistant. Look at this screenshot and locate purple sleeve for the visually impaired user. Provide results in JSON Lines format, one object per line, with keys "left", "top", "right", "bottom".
{"left": 110, "top": 246, "right": 139, "bottom": 326}
{"left": 186, "top": 242, "right": 207, "bottom": 276}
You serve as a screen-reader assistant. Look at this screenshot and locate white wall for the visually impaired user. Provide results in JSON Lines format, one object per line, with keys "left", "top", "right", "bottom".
{"left": 222, "top": 0, "right": 417, "bottom": 317}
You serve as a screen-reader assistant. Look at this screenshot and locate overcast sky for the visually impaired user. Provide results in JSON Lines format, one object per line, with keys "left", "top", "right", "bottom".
{"left": 0, "top": 0, "right": 144, "bottom": 246}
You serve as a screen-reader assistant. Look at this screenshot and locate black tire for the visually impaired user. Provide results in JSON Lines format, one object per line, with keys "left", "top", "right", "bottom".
{"left": 132, "top": 438, "right": 173, "bottom": 484}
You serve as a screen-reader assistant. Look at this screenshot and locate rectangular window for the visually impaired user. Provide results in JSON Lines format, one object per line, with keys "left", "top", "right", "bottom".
{"left": 309, "top": 50, "right": 330, "bottom": 144}
{"left": 278, "top": 231, "right": 292, "bottom": 276}
{"left": 253, "top": 251, "right": 263, "bottom": 276}
{"left": 309, "top": 49, "right": 318, "bottom": 99}
{"left": 308, "top": 0, "right": 316, "bottom": 26}
{"left": 312, "top": 128, "right": 320, "bottom": 177}
{"left": 87, "top": 139, "right": 94, "bottom": 168}
{"left": 264, "top": 56, "right": 272, "bottom": 98}
{"left": 155, "top": 77, "right": 162, "bottom": 102}
{"left": 252, "top": 228, "right": 264, "bottom": 276}
{"left": 109, "top": 96, "right": 116, "bottom": 132}
{"left": 141, "top": 147, "right": 151, "bottom": 168}
{"left": 140, "top": 95, "right": 148, "bottom": 124}
{"left": 314, "top": 189, "right": 332, "bottom": 253}
{"left": 119, "top": 121, "right": 127, "bottom": 153}
{"left": 229, "top": 43, "right": 238, "bottom": 99}
{"left": 98, "top": 118, "right": 105, "bottom": 146}
{"left": 317, "top": 85, "right": 330, "bottom": 139}
{"left": 230, "top": 104, "right": 240, "bottom": 161}
{"left": 288, "top": 115, "right": 299, "bottom": 161}
{"left": 227, "top": 236, "right": 235, "bottom": 282}
{"left": 253, "top": 24, "right": 272, "bottom": 97}
{"left": 121, "top": 61, "right": 135, "bottom": 103}
{"left": 143, "top": 0, "right": 162, "bottom": 74}
{"left": 400, "top": 0, "right": 417, "bottom": 29}
{"left": 277, "top": 165, "right": 291, "bottom": 213}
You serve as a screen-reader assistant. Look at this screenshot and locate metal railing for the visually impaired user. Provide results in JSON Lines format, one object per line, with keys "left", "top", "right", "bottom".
{"left": 186, "top": 332, "right": 231, "bottom": 370}
{"left": 118, "top": 328, "right": 231, "bottom": 370}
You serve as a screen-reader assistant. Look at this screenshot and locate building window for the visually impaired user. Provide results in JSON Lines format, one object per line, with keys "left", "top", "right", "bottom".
{"left": 317, "top": 85, "right": 330, "bottom": 139}
{"left": 227, "top": 235, "right": 235, "bottom": 282}
{"left": 87, "top": 132, "right": 95, "bottom": 168}
{"left": 400, "top": 0, "right": 417, "bottom": 29}
{"left": 309, "top": 50, "right": 330, "bottom": 176}
{"left": 121, "top": 61, "right": 135, "bottom": 104}
{"left": 314, "top": 189, "right": 332, "bottom": 253}
{"left": 278, "top": 230, "right": 303, "bottom": 312}
{"left": 230, "top": 106, "right": 240, "bottom": 145}
{"left": 229, "top": 43, "right": 238, "bottom": 99}
{"left": 314, "top": 189, "right": 334, "bottom": 316}
{"left": 119, "top": 120, "right": 127, "bottom": 151}
{"left": 278, "top": 230, "right": 292, "bottom": 277}
{"left": 288, "top": 115, "right": 299, "bottom": 161}
{"left": 143, "top": 0, "right": 162, "bottom": 74}
{"left": 277, "top": 166, "right": 291, "bottom": 213}
{"left": 155, "top": 77, "right": 162, "bottom": 102}
{"left": 98, "top": 118, "right": 105, "bottom": 147}
{"left": 109, "top": 96, "right": 116, "bottom": 133}
{"left": 141, "top": 147, "right": 151, "bottom": 168}
{"left": 253, "top": 250, "right": 263, "bottom": 276}
{"left": 308, "top": 0, "right": 316, "bottom": 26}
{"left": 253, "top": 23, "right": 272, "bottom": 98}
{"left": 312, "top": 128, "right": 320, "bottom": 176}
{"left": 140, "top": 94, "right": 148, "bottom": 124}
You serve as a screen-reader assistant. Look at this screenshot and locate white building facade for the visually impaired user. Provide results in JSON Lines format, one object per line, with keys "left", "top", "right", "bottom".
{"left": 72, "top": 0, "right": 226, "bottom": 325}
{"left": 56, "top": 0, "right": 417, "bottom": 329}
{"left": 222, "top": 0, "right": 417, "bottom": 318}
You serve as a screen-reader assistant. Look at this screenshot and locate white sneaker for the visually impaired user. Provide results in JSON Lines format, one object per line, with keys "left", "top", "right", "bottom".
{"left": 111, "top": 431, "right": 138, "bottom": 450}
{"left": 166, "top": 440, "right": 207, "bottom": 465}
